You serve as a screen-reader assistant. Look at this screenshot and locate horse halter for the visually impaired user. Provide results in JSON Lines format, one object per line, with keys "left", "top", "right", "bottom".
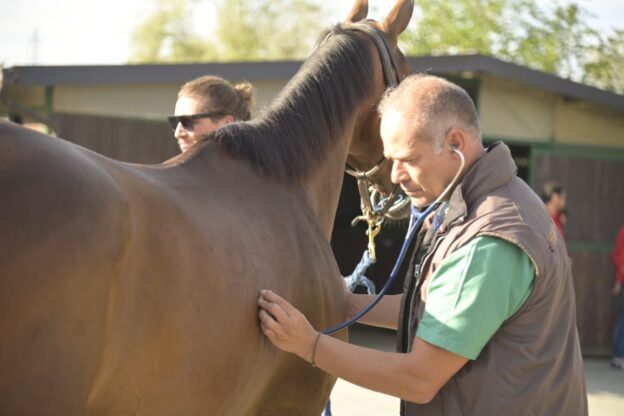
{"left": 341, "top": 22, "right": 411, "bottom": 261}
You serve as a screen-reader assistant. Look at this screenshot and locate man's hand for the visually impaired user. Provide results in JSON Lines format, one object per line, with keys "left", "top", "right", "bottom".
{"left": 258, "top": 290, "right": 318, "bottom": 362}
{"left": 613, "top": 282, "right": 622, "bottom": 296}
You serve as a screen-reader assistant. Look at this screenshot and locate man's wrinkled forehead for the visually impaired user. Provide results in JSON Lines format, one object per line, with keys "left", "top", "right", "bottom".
{"left": 381, "top": 109, "right": 426, "bottom": 158}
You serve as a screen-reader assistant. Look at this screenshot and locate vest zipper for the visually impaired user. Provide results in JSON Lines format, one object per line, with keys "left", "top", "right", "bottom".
{"left": 404, "top": 233, "right": 448, "bottom": 351}
{"left": 403, "top": 215, "right": 465, "bottom": 351}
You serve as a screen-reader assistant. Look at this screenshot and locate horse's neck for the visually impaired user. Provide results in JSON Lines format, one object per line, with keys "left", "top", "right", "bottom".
{"left": 302, "top": 124, "right": 354, "bottom": 240}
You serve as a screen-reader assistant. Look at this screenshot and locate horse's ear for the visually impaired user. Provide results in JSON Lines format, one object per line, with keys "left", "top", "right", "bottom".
{"left": 382, "top": 0, "right": 414, "bottom": 43}
{"left": 345, "top": 0, "right": 368, "bottom": 23}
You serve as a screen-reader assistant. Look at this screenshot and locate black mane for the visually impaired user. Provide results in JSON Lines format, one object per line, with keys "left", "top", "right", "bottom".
{"left": 209, "top": 25, "right": 377, "bottom": 182}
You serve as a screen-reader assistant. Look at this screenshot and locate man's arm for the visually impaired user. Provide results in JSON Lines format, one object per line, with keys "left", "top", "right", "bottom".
{"left": 313, "top": 330, "right": 468, "bottom": 403}
{"left": 258, "top": 290, "right": 467, "bottom": 404}
{"left": 258, "top": 237, "right": 535, "bottom": 402}
{"left": 345, "top": 292, "right": 402, "bottom": 330}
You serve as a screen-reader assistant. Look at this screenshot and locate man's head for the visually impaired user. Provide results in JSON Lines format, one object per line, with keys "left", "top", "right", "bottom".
{"left": 378, "top": 74, "right": 484, "bottom": 208}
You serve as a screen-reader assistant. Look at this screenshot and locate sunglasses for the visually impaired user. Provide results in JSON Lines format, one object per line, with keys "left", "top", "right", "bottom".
{"left": 167, "top": 112, "right": 226, "bottom": 132}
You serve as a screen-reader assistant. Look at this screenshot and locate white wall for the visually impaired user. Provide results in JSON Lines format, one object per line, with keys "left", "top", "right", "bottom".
{"left": 49, "top": 79, "right": 288, "bottom": 120}
{"left": 479, "top": 75, "right": 555, "bottom": 142}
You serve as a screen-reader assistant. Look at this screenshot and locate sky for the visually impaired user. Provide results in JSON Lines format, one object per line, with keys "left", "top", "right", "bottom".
{"left": 0, "top": 0, "right": 622, "bottom": 67}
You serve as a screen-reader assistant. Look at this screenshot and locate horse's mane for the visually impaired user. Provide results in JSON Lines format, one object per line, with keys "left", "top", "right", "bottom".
{"left": 206, "top": 25, "right": 377, "bottom": 182}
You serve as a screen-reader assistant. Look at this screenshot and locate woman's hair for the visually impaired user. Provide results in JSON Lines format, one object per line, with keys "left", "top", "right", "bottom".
{"left": 178, "top": 75, "right": 254, "bottom": 121}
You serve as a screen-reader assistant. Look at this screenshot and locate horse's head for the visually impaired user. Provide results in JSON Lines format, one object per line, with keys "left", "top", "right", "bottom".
{"left": 207, "top": 0, "right": 413, "bottom": 233}
{"left": 341, "top": 0, "right": 414, "bottom": 222}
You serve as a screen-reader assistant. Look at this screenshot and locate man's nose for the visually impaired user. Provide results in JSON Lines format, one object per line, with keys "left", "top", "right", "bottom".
{"left": 390, "top": 160, "right": 406, "bottom": 184}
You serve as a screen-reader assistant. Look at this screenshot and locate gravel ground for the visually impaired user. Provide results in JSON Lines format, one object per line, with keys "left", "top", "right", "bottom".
{"left": 328, "top": 325, "right": 624, "bottom": 415}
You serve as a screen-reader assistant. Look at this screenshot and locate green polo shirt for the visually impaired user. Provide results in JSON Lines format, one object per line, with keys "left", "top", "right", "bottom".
{"left": 416, "top": 235, "right": 535, "bottom": 360}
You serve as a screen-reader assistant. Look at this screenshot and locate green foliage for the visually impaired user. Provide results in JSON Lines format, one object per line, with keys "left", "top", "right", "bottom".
{"left": 401, "top": 0, "right": 511, "bottom": 56}
{"left": 582, "top": 30, "right": 624, "bottom": 93}
{"left": 129, "top": 0, "right": 324, "bottom": 63}
{"left": 129, "top": 0, "right": 623, "bottom": 93}
{"left": 129, "top": 0, "right": 217, "bottom": 63}
{"left": 401, "top": 0, "right": 623, "bottom": 93}
{"left": 214, "top": 0, "right": 324, "bottom": 61}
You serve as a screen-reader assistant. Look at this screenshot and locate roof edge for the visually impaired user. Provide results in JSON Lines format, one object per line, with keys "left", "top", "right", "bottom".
{"left": 407, "top": 54, "right": 624, "bottom": 113}
{"left": 3, "top": 55, "right": 623, "bottom": 113}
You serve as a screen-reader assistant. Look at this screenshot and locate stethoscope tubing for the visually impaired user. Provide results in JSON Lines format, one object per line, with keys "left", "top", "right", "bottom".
{"left": 321, "top": 148, "right": 465, "bottom": 335}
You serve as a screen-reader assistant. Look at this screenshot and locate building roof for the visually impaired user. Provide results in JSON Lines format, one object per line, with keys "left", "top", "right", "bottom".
{"left": 408, "top": 55, "right": 624, "bottom": 113}
{"left": 3, "top": 54, "right": 624, "bottom": 112}
{"left": 1, "top": 61, "right": 303, "bottom": 86}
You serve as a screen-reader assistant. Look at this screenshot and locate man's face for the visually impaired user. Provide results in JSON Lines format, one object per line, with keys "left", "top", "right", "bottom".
{"left": 173, "top": 96, "right": 230, "bottom": 153}
{"left": 380, "top": 110, "right": 457, "bottom": 208}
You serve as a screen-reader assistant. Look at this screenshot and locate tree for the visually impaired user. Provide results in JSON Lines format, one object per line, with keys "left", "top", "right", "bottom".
{"left": 129, "top": 0, "right": 326, "bottom": 63}
{"left": 214, "top": 0, "right": 325, "bottom": 61}
{"left": 130, "top": 0, "right": 623, "bottom": 94}
{"left": 401, "top": 0, "right": 624, "bottom": 94}
{"left": 129, "top": 0, "right": 218, "bottom": 63}
{"left": 582, "top": 30, "right": 624, "bottom": 93}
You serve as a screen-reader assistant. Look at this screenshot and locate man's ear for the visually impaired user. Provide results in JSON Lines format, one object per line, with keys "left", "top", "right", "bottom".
{"left": 446, "top": 128, "right": 466, "bottom": 155}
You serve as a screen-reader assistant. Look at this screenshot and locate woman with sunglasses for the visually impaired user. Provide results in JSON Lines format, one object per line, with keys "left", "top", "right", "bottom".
{"left": 169, "top": 75, "right": 254, "bottom": 153}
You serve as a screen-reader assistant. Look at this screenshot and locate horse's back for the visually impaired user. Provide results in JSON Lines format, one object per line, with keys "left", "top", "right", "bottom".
{"left": 0, "top": 121, "right": 130, "bottom": 413}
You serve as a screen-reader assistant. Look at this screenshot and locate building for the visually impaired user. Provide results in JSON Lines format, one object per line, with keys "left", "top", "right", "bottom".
{"left": 3, "top": 54, "right": 624, "bottom": 354}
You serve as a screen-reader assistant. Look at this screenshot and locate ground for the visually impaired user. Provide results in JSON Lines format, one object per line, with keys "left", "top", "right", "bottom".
{"left": 329, "top": 325, "right": 624, "bottom": 415}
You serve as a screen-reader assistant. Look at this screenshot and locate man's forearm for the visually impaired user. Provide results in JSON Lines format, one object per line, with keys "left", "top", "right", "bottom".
{"left": 308, "top": 334, "right": 464, "bottom": 404}
{"left": 346, "top": 293, "right": 402, "bottom": 330}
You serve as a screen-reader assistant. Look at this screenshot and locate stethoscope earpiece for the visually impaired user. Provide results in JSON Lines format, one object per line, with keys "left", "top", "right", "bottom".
{"left": 451, "top": 145, "right": 464, "bottom": 160}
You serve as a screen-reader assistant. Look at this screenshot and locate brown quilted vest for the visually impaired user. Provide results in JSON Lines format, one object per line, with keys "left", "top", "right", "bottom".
{"left": 398, "top": 142, "right": 588, "bottom": 416}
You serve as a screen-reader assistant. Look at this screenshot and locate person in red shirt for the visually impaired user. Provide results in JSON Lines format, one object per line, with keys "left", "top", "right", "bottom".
{"left": 612, "top": 226, "right": 624, "bottom": 369}
{"left": 541, "top": 181, "right": 567, "bottom": 238}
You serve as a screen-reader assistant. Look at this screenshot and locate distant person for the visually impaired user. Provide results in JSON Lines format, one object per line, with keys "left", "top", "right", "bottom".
{"left": 168, "top": 75, "right": 254, "bottom": 153}
{"left": 611, "top": 225, "right": 624, "bottom": 370}
{"left": 559, "top": 208, "right": 569, "bottom": 229}
{"left": 541, "top": 181, "right": 567, "bottom": 238}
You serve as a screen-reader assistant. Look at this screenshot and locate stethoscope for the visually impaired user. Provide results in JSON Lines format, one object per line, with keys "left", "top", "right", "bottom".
{"left": 322, "top": 146, "right": 466, "bottom": 335}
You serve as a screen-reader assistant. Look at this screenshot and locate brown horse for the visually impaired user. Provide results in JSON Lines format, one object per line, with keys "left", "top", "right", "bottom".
{"left": 0, "top": 1, "right": 413, "bottom": 414}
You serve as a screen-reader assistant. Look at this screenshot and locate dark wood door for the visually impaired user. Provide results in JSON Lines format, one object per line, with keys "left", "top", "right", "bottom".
{"left": 533, "top": 148, "right": 624, "bottom": 355}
